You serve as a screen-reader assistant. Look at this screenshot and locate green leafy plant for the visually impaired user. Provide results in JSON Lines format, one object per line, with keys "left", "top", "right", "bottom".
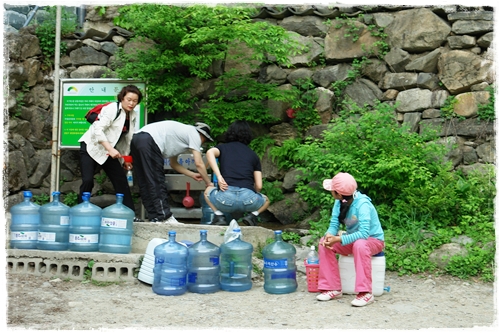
{"left": 33, "top": 193, "right": 50, "bottom": 205}
{"left": 63, "top": 192, "right": 79, "bottom": 207}
{"left": 96, "top": 6, "right": 107, "bottom": 16}
{"left": 477, "top": 85, "right": 495, "bottom": 122}
{"left": 440, "top": 95, "right": 459, "bottom": 119}
{"left": 95, "top": 172, "right": 107, "bottom": 185}
{"left": 288, "top": 78, "right": 321, "bottom": 134}
{"left": 249, "top": 135, "right": 275, "bottom": 159}
{"left": 282, "top": 231, "right": 301, "bottom": 244}
{"left": 83, "top": 260, "right": 95, "bottom": 283}
{"left": 14, "top": 82, "right": 30, "bottom": 117}
{"left": 261, "top": 180, "right": 284, "bottom": 204}
{"left": 33, "top": 6, "right": 77, "bottom": 68}
{"left": 113, "top": 4, "right": 302, "bottom": 133}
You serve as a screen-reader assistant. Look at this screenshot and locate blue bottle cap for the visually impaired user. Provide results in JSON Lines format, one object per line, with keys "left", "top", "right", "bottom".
{"left": 52, "top": 191, "right": 60, "bottom": 196}
{"left": 116, "top": 193, "right": 124, "bottom": 197}
{"left": 23, "top": 191, "right": 32, "bottom": 197}
{"left": 275, "top": 230, "right": 282, "bottom": 234}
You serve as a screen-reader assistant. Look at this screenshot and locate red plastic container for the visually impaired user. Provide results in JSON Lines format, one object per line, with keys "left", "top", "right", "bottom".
{"left": 304, "top": 259, "right": 319, "bottom": 292}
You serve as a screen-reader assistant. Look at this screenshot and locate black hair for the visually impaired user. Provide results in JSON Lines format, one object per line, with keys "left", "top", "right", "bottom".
{"left": 225, "top": 120, "right": 253, "bottom": 145}
{"left": 338, "top": 194, "right": 354, "bottom": 224}
{"left": 117, "top": 85, "right": 143, "bottom": 103}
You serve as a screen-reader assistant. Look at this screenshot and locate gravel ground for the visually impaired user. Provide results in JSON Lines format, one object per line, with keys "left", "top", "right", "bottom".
{"left": 4, "top": 268, "right": 498, "bottom": 331}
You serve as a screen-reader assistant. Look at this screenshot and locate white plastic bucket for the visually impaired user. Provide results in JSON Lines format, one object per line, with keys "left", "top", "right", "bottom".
{"left": 338, "top": 252, "right": 386, "bottom": 296}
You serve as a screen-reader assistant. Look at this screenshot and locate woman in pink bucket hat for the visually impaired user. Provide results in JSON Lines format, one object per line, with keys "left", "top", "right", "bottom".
{"left": 316, "top": 172, "right": 385, "bottom": 307}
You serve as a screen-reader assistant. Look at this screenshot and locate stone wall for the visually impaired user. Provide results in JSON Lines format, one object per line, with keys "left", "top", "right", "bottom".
{"left": 3, "top": 4, "right": 495, "bottom": 225}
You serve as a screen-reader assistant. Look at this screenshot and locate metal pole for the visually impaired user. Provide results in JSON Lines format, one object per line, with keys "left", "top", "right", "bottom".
{"left": 50, "top": 6, "right": 62, "bottom": 195}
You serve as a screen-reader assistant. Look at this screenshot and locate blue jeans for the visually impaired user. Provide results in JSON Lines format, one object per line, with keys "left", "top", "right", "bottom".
{"left": 208, "top": 186, "right": 266, "bottom": 213}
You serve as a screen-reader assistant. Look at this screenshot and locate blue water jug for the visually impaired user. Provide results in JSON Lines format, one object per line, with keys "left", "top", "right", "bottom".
{"left": 200, "top": 192, "right": 214, "bottom": 225}
{"left": 187, "top": 230, "right": 220, "bottom": 294}
{"left": 99, "top": 193, "right": 134, "bottom": 254}
{"left": 10, "top": 190, "right": 40, "bottom": 249}
{"left": 68, "top": 192, "right": 101, "bottom": 252}
{"left": 262, "top": 230, "right": 297, "bottom": 294}
{"left": 219, "top": 228, "right": 253, "bottom": 292}
{"left": 37, "top": 191, "right": 70, "bottom": 251}
{"left": 153, "top": 231, "right": 189, "bottom": 296}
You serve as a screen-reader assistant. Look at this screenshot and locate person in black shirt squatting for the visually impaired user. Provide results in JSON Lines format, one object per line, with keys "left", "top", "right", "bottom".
{"left": 204, "top": 120, "right": 270, "bottom": 226}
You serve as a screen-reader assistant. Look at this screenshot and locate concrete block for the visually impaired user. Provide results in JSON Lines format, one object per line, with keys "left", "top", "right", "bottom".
{"left": 92, "top": 262, "right": 138, "bottom": 282}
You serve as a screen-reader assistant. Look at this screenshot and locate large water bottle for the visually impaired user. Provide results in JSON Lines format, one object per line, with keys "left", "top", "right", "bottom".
{"left": 219, "top": 228, "right": 253, "bottom": 292}
{"left": 37, "top": 191, "right": 70, "bottom": 251}
{"left": 99, "top": 193, "right": 134, "bottom": 254}
{"left": 68, "top": 192, "right": 101, "bottom": 252}
{"left": 153, "top": 231, "right": 188, "bottom": 296}
{"left": 199, "top": 192, "right": 214, "bottom": 225}
{"left": 262, "top": 230, "right": 297, "bottom": 294}
{"left": 187, "top": 230, "right": 220, "bottom": 293}
{"left": 10, "top": 190, "right": 40, "bottom": 249}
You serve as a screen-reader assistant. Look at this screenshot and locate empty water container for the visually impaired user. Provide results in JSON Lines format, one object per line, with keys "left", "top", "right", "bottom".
{"left": 153, "top": 231, "right": 189, "bottom": 296}
{"left": 219, "top": 228, "right": 253, "bottom": 292}
{"left": 10, "top": 190, "right": 40, "bottom": 249}
{"left": 69, "top": 193, "right": 101, "bottom": 252}
{"left": 262, "top": 230, "right": 297, "bottom": 294}
{"left": 99, "top": 193, "right": 134, "bottom": 254}
{"left": 37, "top": 191, "right": 70, "bottom": 251}
{"left": 187, "top": 230, "right": 220, "bottom": 293}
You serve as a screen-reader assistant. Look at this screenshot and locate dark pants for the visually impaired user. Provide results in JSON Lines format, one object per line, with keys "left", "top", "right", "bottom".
{"left": 130, "top": 132, "right": 172, "bottom": 220}
{"left": 79, "top": 142, "right": 135, "bottom": 213}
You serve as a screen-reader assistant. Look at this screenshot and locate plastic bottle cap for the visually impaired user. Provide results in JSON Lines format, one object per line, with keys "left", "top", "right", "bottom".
{"left": 275, "top": 230, "right": 282, "bottom": 234}
{"left": 116, "top": 193, "right": 124, "bottom": 197}
{"left": 310, "top": 245, "right": 315, "bottom": 250}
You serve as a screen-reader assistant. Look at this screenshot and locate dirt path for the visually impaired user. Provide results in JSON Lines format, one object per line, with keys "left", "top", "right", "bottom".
{"left": 5, "top": 269, "right": 497, "bottom": 331}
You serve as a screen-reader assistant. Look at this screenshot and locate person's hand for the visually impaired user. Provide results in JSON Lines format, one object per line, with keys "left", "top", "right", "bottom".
{"left": 123, "top": 162, "right": 132, "bottom": 170}
{"left": 191, "top": 173, "right": 203, "bottom": 181}
{"left": 320, "top": 234, "right": 336, "bottom": 249}
{"left": 107, "top": 148, "right": 121, "bottom": 159}
{"left": 218, "top": 176, "right": 228, "bottom": 191}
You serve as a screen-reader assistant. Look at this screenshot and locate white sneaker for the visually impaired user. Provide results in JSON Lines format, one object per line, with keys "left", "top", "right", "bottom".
{"left": 351, "top": 292, "right": 374, "bottom": 307}
{"left": 164, "top": 215, "right": 181, "bottom": 225}
{"left": 316, "top": 290, "right": 343, "bottom": 301}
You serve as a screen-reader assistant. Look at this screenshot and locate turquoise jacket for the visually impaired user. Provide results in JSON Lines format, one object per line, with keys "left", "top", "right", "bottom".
{"left": 325, "top": 191, "right": 384, "bottom": 245}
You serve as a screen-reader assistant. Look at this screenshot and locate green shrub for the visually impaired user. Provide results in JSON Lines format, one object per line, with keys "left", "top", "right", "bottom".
{"left": 477, "top": 85, "right": 495, "bottom": 122}
{"left": 33, "top": 6, "right": 76, "bottom": 68}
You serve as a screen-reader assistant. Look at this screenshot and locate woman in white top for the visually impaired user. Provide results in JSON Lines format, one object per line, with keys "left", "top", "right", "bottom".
{"left": 78, "top": 85, "right": 142, "bottom": 220}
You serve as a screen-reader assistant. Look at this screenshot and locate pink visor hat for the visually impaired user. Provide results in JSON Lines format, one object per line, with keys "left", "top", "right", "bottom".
{"left": 323, "top": 172, "right": 358, "bottom": 196}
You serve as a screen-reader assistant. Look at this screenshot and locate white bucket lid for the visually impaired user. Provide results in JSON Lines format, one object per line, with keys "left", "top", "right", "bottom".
{"left": 145, "top": 238, "right": 168, "bottom": 255}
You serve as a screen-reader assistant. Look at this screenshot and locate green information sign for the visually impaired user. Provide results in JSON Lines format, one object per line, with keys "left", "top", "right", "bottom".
{"left": 58, "top": 79, "right": 146, "bottom": 148}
